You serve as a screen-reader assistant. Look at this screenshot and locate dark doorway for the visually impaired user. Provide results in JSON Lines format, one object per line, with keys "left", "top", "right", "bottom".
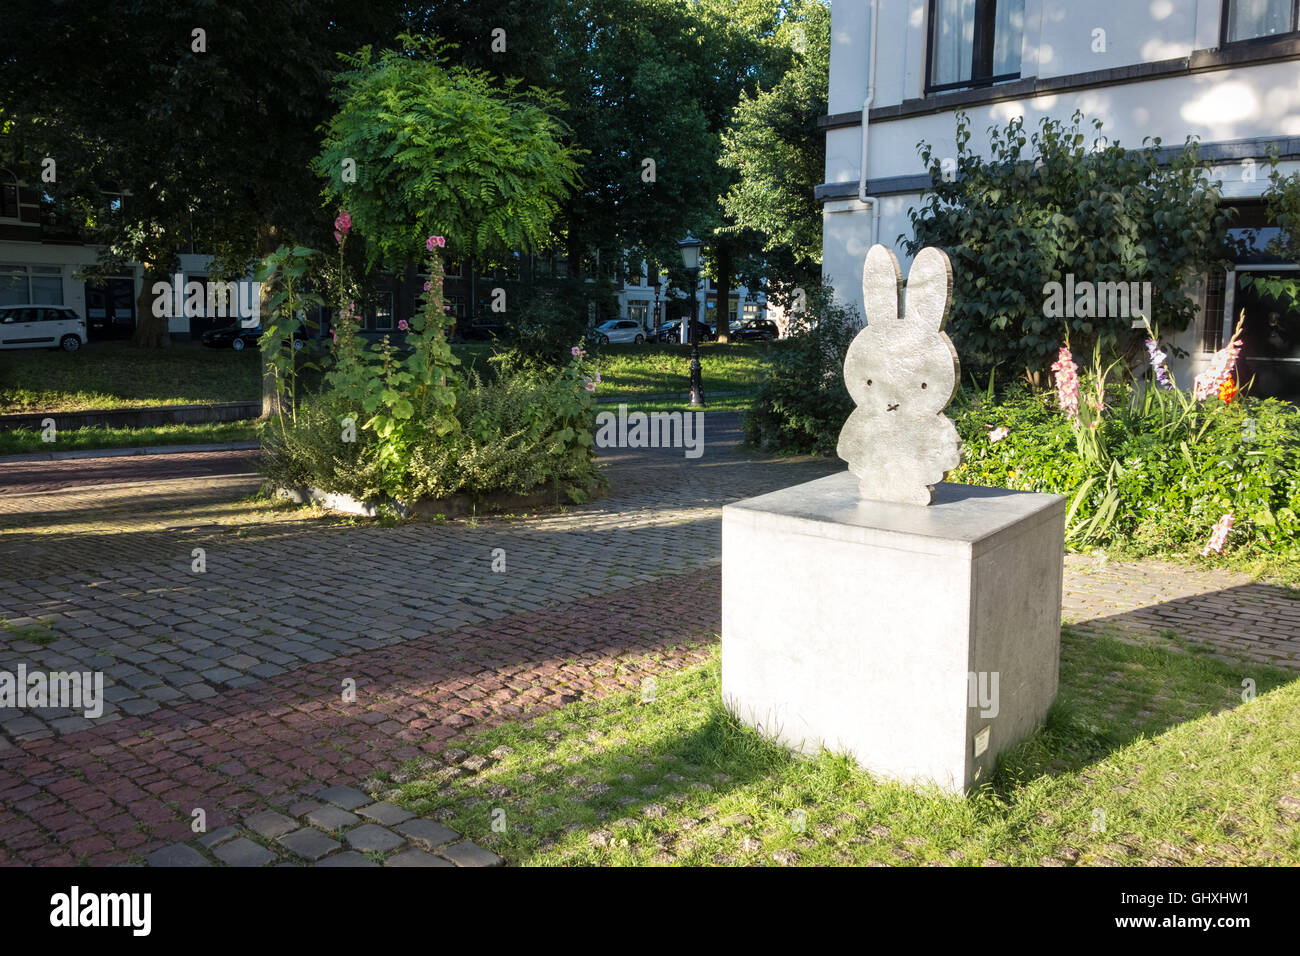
{"left": 84, "top": 278, "right": 136, "bottom": 339}
{"left": 1235, "top": 270, "right": 1300, "bottom": 403}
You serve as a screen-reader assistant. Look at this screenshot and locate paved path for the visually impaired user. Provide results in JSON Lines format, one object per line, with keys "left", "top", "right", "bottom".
{"left": 1, "top": 414, "right": 1296, "bottom": 866}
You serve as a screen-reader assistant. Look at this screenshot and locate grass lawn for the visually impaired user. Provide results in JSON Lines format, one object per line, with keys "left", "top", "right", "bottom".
{"left": 0, "top": 342, "right": 262, "bottom": 413}
{"left": 0, "top": 421, "right": 258, "bottom": 456}
{"left": 382, "top": 630, "right": 1300, "bottom": 866}
{"left": 0, "top": 340, "right": 771, "bottom": 414}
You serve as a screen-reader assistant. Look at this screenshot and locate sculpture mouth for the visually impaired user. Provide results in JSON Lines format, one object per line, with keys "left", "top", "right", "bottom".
{"left": 886, "top": 403, "right": 899, "bottom": 412}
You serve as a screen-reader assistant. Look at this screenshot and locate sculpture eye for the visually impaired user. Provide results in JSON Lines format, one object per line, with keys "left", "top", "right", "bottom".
{"left": 921, "top": 382, "right": 928, "bottom": 389}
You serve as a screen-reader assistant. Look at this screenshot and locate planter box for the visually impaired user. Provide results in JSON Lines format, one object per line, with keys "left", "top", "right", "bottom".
{"left": 276, "top": 478, "right": 603, "bottom": 519}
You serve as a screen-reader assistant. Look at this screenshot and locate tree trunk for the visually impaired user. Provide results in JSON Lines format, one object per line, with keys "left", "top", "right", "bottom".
{"left": 132, "top": 265, "right": 171, "bottom": 348}
{"left": 713, "top": 239, "right": 733, "bottom": 344}
{"left": 258, "top": 226, "right": 281, "bottom": 420}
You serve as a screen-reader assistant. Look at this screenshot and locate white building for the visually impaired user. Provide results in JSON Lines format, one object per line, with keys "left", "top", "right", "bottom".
{"left": 820, "top": 0, "right": 1300, "bottom": 397}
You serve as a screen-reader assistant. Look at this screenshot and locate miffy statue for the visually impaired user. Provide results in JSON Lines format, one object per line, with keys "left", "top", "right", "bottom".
{"left": 837, "top": 244, "right": 962, "bottom": 505}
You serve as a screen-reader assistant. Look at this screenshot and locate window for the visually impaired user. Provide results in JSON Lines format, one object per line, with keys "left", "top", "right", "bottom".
{"left": 1201, "top": 270, "right": 1228, "bottom": 352}
{"left": 928, "top": 0, "right": 1025, "bottom": 92}
{"left": 0, "top": 264, "right": 63, "bottom": 305}
{"left": 373, "top": 291, "right": 394, "bottom": 331}
{"left": 0, "top": 175, "right": 19, "bottom": 221}
{"left": 1224, "top": 0, "right": 1299, "bottom": 42}
{"left": 446, "top": 294, "right": 466, "bottom": 319}
{"left": 628, "top": 301, "right": 649, "bottom": 325}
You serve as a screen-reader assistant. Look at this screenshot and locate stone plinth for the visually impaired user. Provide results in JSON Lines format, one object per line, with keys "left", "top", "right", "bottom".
{"left": 721, "top": 471, "right": 1065, "bottom": 793}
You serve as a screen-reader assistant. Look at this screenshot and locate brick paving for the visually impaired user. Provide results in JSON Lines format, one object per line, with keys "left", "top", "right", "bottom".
{"left": 1, "top": 413, "right": 1297, "bottom": 866}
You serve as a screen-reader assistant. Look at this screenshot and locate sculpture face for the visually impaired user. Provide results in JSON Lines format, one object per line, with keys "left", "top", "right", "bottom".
{"left": 836, "top": 245, "right": 963, "bottom": 506}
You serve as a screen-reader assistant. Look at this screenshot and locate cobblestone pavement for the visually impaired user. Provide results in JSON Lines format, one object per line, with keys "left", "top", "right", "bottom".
{"left": 1, "top": 414, "right": 1296, "bottom": 866}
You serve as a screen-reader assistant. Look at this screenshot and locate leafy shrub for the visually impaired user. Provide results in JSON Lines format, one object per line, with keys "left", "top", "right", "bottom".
{"left": 906, "top": 110, "right": 1230, "bottom": 379}
{"left": 743, "top": 284, "right": 860, "bottom": 454}
{"left": 952, "top": 384, "right": 1300, "bottom": 556}
{"left": 261, "top": 358, "right": 601, "bottom": 506}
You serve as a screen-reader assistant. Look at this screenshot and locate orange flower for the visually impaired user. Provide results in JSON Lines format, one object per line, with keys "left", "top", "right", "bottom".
{"left": 1219, "top": 378, "right": 1238, "bottom": 403}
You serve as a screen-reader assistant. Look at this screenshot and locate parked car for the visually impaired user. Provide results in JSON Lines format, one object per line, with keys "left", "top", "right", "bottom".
{"left": 593, "top": 318, "right": 649, "bottom": 345}
{"left": 730, "top": 318, "right": 779, "bottom": 341}
{"left": 200, "top": 323, "right": 306, "bottom": 351}
{"left": 454, "top": 322, "right": 503, "bottom": 343}
{"left": 0, "top": 304, "right": 87, "bottom": 352}
{"left": 656, "top": 318, "right": 715, "bottom": 344}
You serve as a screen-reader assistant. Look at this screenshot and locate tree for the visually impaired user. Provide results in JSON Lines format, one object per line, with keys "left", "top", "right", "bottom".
{"left": 0, "top": 0, "right": 404, "bottom": 346}
{"left": 718, "top": 0, "right": 828, "bottom": 306}
{"left": 905, "top": 111, "right": 1232, "bottom": 379}
{"left": 313, "top": 37, "right": 582, "bottom": 271}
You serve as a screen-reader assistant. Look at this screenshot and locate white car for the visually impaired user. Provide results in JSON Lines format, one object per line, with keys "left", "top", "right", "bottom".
{"left": 594, "top": 318, "right": 649, "bottom": 344}
{"left": 0, "top": 304, "right": 88, "bottom": 351}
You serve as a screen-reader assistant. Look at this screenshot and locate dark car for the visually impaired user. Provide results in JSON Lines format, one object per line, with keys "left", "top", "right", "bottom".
{"left": 730, "top": 318, "right": 779, "bottom": 341}
{"left": 200, "top": 323, "right": 306, "bottom": 351}
{"left": 656, "top": 318, "right": 715, "bottom": 343}
{"left": 454, "top": 322, "right": 503, "bottom": 343}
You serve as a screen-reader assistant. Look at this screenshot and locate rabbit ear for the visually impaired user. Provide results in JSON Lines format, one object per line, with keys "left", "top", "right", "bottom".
{"left": 903, "top": 247, "right": 953, "bottom": 330}
{"left": 862, "top": 244, "right": 902, "bottom": 326}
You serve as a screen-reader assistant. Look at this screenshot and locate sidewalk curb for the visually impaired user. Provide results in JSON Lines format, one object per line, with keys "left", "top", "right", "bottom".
{"left": 0, "top": 441, "right": 260, "bottom": 464}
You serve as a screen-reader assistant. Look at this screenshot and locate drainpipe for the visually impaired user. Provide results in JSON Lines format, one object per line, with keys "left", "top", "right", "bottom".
{"left": 858, "top": 0, "right": 881, "bottom": 245}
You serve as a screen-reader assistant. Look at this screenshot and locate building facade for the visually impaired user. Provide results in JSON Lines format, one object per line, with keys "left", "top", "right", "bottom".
{"left": 820, "top": 0, "right": 1300, "bottom": 398}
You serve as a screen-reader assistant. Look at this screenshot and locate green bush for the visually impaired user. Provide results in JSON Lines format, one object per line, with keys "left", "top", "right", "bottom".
{"left": 952, "top": 384, "right": 1300, "bottom": 556}
{"left": 742, "top": 284, "right": 859, "bottom": 454}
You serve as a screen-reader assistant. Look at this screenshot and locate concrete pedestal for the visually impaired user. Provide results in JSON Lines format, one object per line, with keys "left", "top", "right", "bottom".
{"left": 721, "top": 472, "right": 1065, "bottom": 793}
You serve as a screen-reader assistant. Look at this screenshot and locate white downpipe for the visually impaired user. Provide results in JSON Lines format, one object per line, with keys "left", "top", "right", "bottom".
{"left": 858, "top": 0, "right": 881, "bottom": 245}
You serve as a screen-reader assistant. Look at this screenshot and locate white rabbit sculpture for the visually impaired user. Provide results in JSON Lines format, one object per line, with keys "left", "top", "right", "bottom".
{"left": 837, "top": 244, "right": 962, "bottom": 506}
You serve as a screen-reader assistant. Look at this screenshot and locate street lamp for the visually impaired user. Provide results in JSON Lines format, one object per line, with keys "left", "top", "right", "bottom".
{"left": 652, "top": 273, "right": 661, "bottom": 340}
{"left": 678, "top": 234, "right": 704, "bottom": 406}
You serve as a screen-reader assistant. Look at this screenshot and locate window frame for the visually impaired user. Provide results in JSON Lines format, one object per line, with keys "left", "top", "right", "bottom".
{"left": 1220, "top": 0, "right": 1300, "bottom": 47}
{"left": 925, "top": 0, "right": 1024, "bottom": 95}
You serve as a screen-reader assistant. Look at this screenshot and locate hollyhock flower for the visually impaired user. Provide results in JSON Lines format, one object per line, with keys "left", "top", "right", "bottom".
{"left": 1144, "top": 338, "right": 1172, "bottom": 390}
{"left": 1200, "top": 512, "right": 1234, "bottom": 556}
{"left": 423, "top": 281, "right": 431, "bottom": 292}
{"left": 594, "top": 372, "right": 602, "bottom": 384}
{"left": 329, "top": 329, "right": 338, "bottom": 343}
{"left": 333, "top": 210, "right": 351, "bottom": 243}
{"left": 988, "top": 426, "right": 1009, "bottom": 443}
{"left": 1050, "top": 346, "right": 1080, "bottom": 421}
{"left": 1218, "top": 378, "right": 1237, "bottom": 403}
{"left": 426, "top": 235, "right": 445, "bottom": 251}
{"left": 571, "top": 346, "right": 584, "bottom": 357}
{"left": 398, "top": 319, "right": 409, "bottom": 332}
{"left": 584, "top": 380, "right": 596, "bottom": 392}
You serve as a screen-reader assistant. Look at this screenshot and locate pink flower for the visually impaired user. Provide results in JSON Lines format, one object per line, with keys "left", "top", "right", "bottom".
{"left": 334, "top": 210, "right": 352, "bottom": 243}
{"left": 1200, "top": 512, "right": 1234, "bottom": 556}
{"left": 426, "top": 235, "right": 445, "bottom": 251}
{"left": 1050, "top": 347, "right": 1080, "bottom": 421}
{"left": 398, "top": 319, "right": 409, "bottom": 331}
{"left": 571, "top": 346, "right": 584, "bottom": 357}
{"left": 594, "top": 372, "right": 602, "bottom": 384}
{"left": 584, "top": 381, "right": 596, "bottom": 392}
{"left": 988, "top": 426, "right": 1009, "bottom": 443}
{"left": 329, "top": 329, "right": 338, "bottom": 343}
{"left": 423, "top": 281, "right": 431, "bottom": 292}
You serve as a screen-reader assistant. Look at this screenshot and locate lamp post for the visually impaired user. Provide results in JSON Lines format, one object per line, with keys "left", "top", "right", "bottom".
{"left": 652, "top": 275, "right": 661, "bottom": 341}
{"left": 679, "top": 234, "right": 704, "bottom": 406}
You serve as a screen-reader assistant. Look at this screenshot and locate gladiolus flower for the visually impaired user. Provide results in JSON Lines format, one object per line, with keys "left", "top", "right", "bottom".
{"left": 1194, "top": 337, "right": 1243, "bottom": 401}
{"left": 1201, "top": 512, "right": 1234, "bottom": 556}
{"left": 1145, "top": 338, "right": 1172, "bottom": 390}
{"left": 1219, "top": 378, "right": 1237, "bottom": 403}
{"left": 1050, "top": 346, "right": 1080, "bottom": 421}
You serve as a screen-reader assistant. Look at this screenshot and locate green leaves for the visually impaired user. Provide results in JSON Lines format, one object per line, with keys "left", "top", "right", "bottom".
{"left": 316, "top": 38, "right": 581, "bottom": 269}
